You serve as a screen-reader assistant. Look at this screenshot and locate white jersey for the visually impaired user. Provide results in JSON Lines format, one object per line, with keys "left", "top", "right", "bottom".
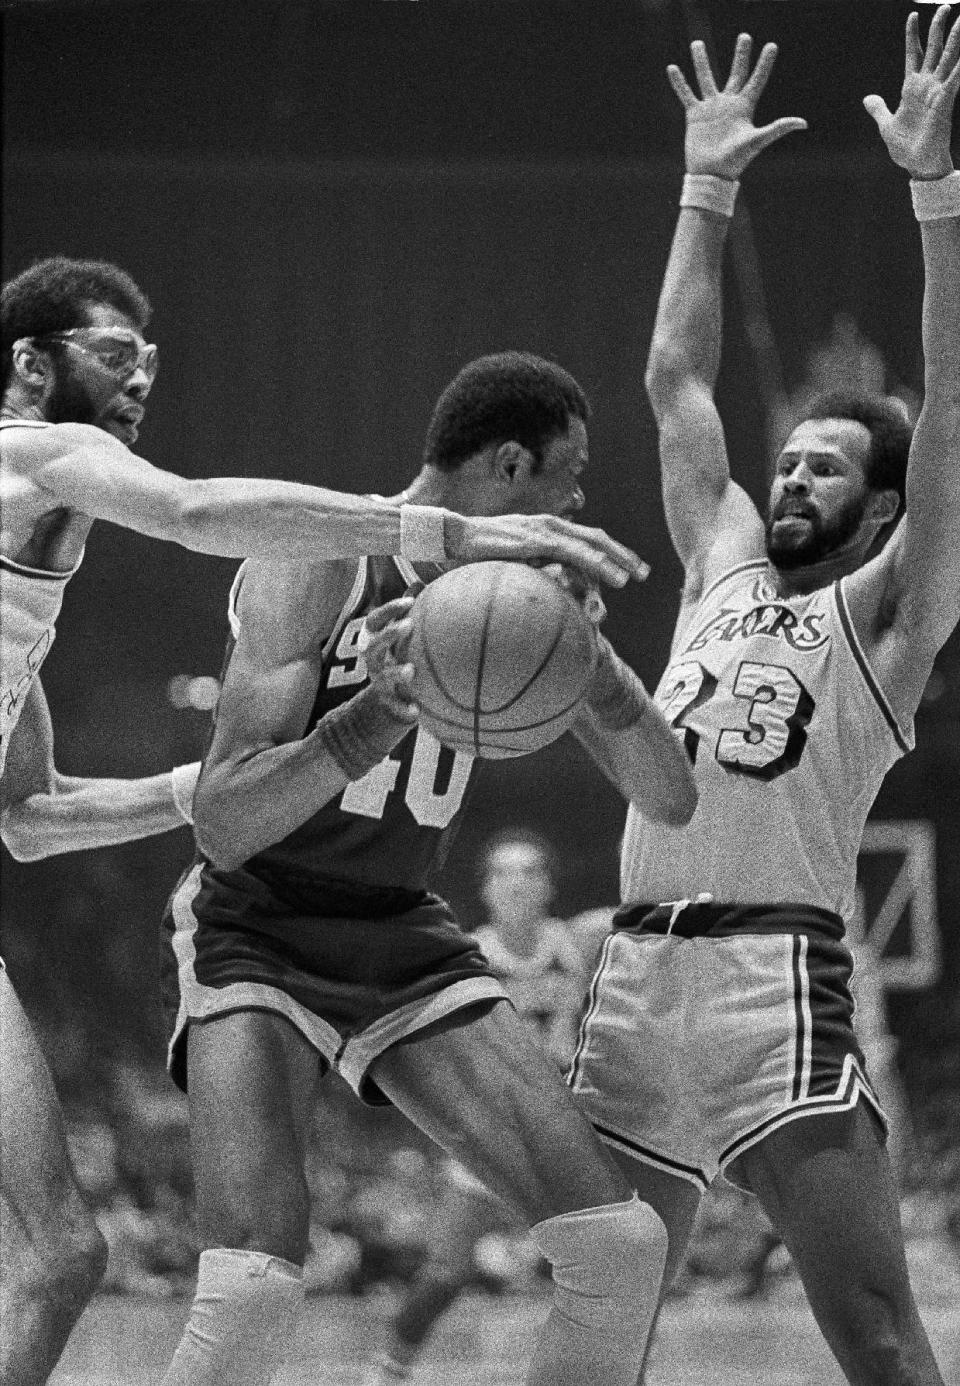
{"left": 0, "top": 420, "right": 83, "bottom": 775}
{"left": 474, "top": 919, "right": 590, "bottom": 1067}
{"left": 621, "top": 560, "right": 914, "bottom": 923}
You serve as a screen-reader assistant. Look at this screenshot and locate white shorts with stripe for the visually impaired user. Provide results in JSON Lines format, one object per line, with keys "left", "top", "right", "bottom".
{"left": 567, "top": 901, "right": 887, "bottom": 1193}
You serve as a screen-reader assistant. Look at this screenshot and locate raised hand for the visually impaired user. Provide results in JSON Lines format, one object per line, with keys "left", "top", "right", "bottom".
{"left": 864, "top": 6, "right": 960, "bottom": 179}
{"left": 667, "top": 33, "right": 807, "bottom": 180}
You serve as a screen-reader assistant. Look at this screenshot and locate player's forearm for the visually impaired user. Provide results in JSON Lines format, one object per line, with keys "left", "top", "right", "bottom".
{"left": 195, "top": 691, "right": 411, "bottom": 870}
{"left": 904, "top": 214, "right": 960, "bottom": 587}
{"left": 919, "top": 216, "right": 960, "bottom": 396}
{"left": 194, "top": 741, "right": 350, "bottom": 869}
{"left": 0, "top": 765, "right": 198, "bottom": 861}
{"left": 177, "top": 479, "right": 426, "bottom": 559}
{"left": 645, "top": 210, "right": 730, "bottom": 415}
{"left": 573, "top": 639, "right": 697, "bottom": 823}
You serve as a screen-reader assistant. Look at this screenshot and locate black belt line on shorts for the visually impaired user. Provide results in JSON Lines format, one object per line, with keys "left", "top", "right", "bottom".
{"left": 612, "top": 898, "right": 846, "bottom": 941}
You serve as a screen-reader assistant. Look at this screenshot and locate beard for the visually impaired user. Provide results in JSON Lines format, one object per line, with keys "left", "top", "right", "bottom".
{"left": 765, "top": 494, "right": 867, "bottom": 570}
{"left": 46, "top": 360, "right": 99, "bottom": 426}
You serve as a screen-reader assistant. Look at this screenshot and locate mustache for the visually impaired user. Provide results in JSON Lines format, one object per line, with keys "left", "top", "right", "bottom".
{"left": 771, "top": 499, "right": 817, "bottom": 522}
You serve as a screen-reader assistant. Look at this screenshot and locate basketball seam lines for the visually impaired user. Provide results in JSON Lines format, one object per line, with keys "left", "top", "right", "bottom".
{"left": 473, "top": 570, "right": 501, "bottom": 754}
{"left": 478, "top": 602, "right": 574, "bottom": 715}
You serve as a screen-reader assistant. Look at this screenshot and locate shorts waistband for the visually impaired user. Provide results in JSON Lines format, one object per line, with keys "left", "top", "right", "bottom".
{"left": 205, "top": 857, "right": 434, "bottom": 920}
{"left": 612, "top": 899, "right": 845, "bottom": 942}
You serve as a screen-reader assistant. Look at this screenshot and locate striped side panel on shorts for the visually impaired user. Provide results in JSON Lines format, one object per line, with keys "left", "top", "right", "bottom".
{"left": 565, "top": 931, "right": 616, "bottom": 1086}
{"left": 790, "top": 933, "right": 812, "bottom": 1102}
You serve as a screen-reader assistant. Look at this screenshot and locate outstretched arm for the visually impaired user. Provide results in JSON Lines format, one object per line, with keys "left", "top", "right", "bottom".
{"left": 645, "top": 36, "right": 806, "bottom": 594}
{"left": 11, "top": 422, "right": 646, "bottom": 589}
{"left": 0, "top": 678, "right": 198, "bottom": 860}
{"left": 852, "top": 6, "right": 960, "bottom": 708}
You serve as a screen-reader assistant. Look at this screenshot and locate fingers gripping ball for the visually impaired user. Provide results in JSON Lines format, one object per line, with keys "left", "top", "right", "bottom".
{"left": 407, "top": 562, "right": 598, "bottom": 759}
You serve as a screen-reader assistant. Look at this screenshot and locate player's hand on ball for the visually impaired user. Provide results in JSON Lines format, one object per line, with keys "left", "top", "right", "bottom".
{"left": 864, "top": 7, "right": 960, "bottom": 178}
{"left": 363, "top": 597, "right": 419, "bottom": 723}
{"left": 450, "top": 513, "right": 649, "bottom": 589}
{"left": 539, "top": 564, "right": 607, "bottom": 629}
{"left": 667, "top": 34, "right": 807, "bottom": 179}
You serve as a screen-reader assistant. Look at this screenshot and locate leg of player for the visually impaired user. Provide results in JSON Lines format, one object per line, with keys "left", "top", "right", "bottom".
{"left": 367, "top": 1175, "right": 494, "bottom": 1383}
{"left": 370, "top": 1000, "right": 670, "bottom": 1386}
{"left": 603, "top": 1151, "right": 704, "bottom": 1386}
{"left": 0, "top": 967, "right": 107, "bottom": 1386}
{"left": 735, "top": 1104, "right": 944, "bottom": 1386}
{"left": 161, "top": 1011, "right": 321, "bottom": 1386}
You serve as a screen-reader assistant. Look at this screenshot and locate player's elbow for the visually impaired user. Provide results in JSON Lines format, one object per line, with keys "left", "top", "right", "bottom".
{"left": 175, "top": 479, "right": 234, "bottom": 554}
{"left": 662, "top": 774, "right": 698, "bottom": 826}
{"left": 192, "top": 777, "right": 248, "bottom": 871}
{"left": 174, "top": 481, "right": 208, "bottom": 550}
{"left": 1, "top": 808, "right": 48, "bottom": 861}
{"left": 635, "top": 761, "right": 698, "bottom": 826}
{"left": 194, "top": 821, "right": 245, "bottom": 872}
{"left": 644, "top": 345, "right": 691, "bottom": 417}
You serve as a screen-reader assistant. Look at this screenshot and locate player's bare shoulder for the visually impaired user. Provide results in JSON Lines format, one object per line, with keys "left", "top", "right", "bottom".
{"left": 2, "top": 418, "right": 107, "bottom": 475}
{"left": 0, "top": 420, "right": 96, "bottom": 567}
{"left": 678, "top": 477, "right": 766, "bottom": 609}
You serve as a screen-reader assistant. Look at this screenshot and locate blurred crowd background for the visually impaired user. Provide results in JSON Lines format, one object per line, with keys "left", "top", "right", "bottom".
{"left": 3, "top": 0, "right": 960, "bottom": 1308}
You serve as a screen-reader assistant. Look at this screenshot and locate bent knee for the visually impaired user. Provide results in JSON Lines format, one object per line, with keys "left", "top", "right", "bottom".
{"left": 59, "top": 1221, "right": 107, "bottom": 1298}
{"left": 534, "top": 1196, "right": 668, "bottom": 1293}
{"left": 13, "top": 1222, "right": 106, "bottom": 1310}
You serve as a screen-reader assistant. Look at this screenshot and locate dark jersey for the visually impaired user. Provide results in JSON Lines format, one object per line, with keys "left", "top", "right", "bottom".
{"left": 211, "top": 554, "right": 477, "bottom": 898}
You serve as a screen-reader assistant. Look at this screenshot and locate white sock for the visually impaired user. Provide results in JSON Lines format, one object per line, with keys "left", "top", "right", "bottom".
{"left": 162, "top": 1247, "right": 304, "bottom": 1386}
{"left": 526, "top": 1196, "right": 668, "bottom": 1386}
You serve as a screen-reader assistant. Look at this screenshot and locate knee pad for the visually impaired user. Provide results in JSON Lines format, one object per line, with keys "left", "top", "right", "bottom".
{"left": 532, "top": 1195, "right": 668, "bottom": 1329}
{"left": 527, "top": 1196, "right": 668, "bottom": 1382}
{"left": 163, "top": 1247, "right": 303, "bottom": 1386}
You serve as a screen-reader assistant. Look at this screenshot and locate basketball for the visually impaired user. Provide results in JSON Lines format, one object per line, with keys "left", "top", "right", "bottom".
{"left": 407, "top": 561, "right": 598, "bottom": 759}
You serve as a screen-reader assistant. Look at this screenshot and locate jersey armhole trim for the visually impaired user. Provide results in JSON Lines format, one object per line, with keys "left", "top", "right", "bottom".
{"left": 834, "top": 579, "right": 912, "bottom": 755}
{"left": 226, "top": 565, "right": 245, "bottom": 638}
{"left": 0, "top": 552, "right": 79, "bottom": 582}
{"left": 320, "top": 559, "right": 369, "bottom": 661}
{"left": 672, "top": 558, "right": 768, "bottom": 653}
{"left": 699, "top": 558, "right": 768, "bottom": 606}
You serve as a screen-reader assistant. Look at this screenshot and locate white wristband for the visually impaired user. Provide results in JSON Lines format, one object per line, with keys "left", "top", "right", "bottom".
{"left": 680, "top": 173, "right": 740, "bottom": 219}
{"left": 171, "top": 762, "right": 201, "bottom": 825}
{"left": 910, "top": 171, "right": 960, "bottom": 222}
{"left": 399, "top": 504, "right": 447, "bottom": 562}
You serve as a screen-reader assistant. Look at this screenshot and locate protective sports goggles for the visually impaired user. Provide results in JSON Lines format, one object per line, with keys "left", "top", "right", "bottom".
{"left": 29, "top": 327, "right": 159, "bottom": 383}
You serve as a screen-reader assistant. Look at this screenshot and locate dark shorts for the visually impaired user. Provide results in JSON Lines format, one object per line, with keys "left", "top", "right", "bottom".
{"left": 160, "top": 861, "right": 505, "bottom": 1104}
{"left": 568, "top": 901, "right": 887, "bottom": 1193}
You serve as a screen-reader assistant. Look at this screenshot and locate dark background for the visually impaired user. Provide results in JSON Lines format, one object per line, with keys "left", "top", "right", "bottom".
{"left": 3, "top": 0, "right": 959, "bottom": 1112}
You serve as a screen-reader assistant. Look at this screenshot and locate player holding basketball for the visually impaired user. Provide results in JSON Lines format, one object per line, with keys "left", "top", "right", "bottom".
{"left": 159, "top": 350, "right": 696, "bottom": 1386}
{"left": 569, "top": 15, "right": 960, "bottom": 1385}
{"left": 366, "top": 828, "right": 596, "bottom": 1383}
{"left": 0, "top": 257, "right": 646, "bottom": 1386}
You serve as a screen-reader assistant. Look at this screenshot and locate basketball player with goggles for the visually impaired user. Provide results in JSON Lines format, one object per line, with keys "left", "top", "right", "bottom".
{"left": 159, "top": 351, "right": 696, "bottom": 1386}
{"left": 569, "top": 15, "right": 960, "bottom": 1385}
{"left": 0, "top": 254, "right": 647, "bottom": 1386}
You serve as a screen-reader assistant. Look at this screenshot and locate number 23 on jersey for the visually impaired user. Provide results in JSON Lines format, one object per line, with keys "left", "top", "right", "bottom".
{"left": 661, "top": 658, "right": 814, "bottom": 781}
